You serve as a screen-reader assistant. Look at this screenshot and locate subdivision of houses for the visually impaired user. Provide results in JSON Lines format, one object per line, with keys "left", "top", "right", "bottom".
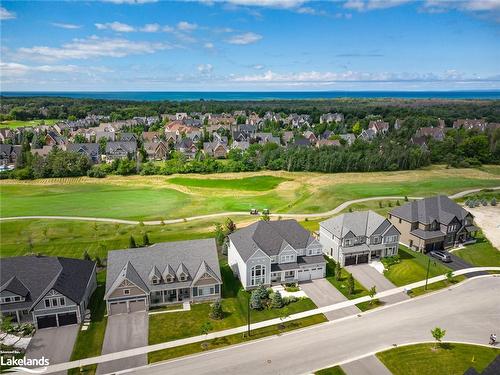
{"left": 319, "top": 211, "right": 400, "bottom": 266}
{"left": 0, "top": 256, "right": 96, "bottom": 329}
{"left": 320, "top": 113, "right": 344, "bottom": 124}
{"left": 388, "top": 195, "right": 478, "bottom": 252}
{"left": 144, "top": 141, "right": 169, "bottom": 160}
{"left": 368, "top": 120, "right": 389, "bottom": 135}
{"left": 104, "top": 239, "right": 222, "bottom": 314}
{"left": 228, "top": 220, "right": 325, "bottom": 290}
{"left": 104, "top": 141, "right": 137, "bottom": 161}
{"left": 203, "top": 134, "right": 228, "bottom": 158}
{"left": 0, "top": 144, "right": 22, "bottom": 166}
{"left": 66, "top": 143, "right": 100, "bottom": 163}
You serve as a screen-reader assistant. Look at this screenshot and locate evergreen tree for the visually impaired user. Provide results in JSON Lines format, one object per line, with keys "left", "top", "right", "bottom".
{"left": 347, "top": 273, "right": 355, "bottom": 296}
{"left": 82, "top": 250, "right": 91, "bottom": 261}
{"left": 335, "top": 262, "right": 342, "bottom": 281}
{"left": 143, "top": 233, "right": 150, "bottom": 246}
{"left": 250, "top": 290, "right": 262, "bottom": 310}
{"left": 271, "top": 291, "right": 283, "bottom": 308}
{"left": 209, "top": 299, "right": 224, "bottom": 320}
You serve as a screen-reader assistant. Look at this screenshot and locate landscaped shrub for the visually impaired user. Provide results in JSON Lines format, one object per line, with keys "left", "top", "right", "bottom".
{"left": 255, "top": 284, "right": 270, "bottom": 300}
{"left": 271, "top": 291, "right": 283, "bottom": 308}
{"left": 209, "top": 299, "right": 224, "bottom": 320}
{"left": 282, "top": 296, "right": 298, "bottom": 305}
{"left": 250, "top": 289, "right": 262, "bottom": 310}
{"left": 491, "top": 197, "right": 497, "bottom": 206}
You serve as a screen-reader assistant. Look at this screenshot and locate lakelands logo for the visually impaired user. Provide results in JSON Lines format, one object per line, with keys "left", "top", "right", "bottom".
{"left": 0, "top": 355, "right": 49, "bottom": 373}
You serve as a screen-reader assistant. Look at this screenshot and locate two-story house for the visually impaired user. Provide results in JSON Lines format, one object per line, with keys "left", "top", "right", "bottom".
{"left": 388, "top": 195, "right": 478, "bottom": 252}
{"left": 228, "top": 220, "right": 325, "bottom": 290}
{"left": 0, "top": 256, "right": 96, "bottom": 329}
{"left": 319, "top": 211, "right": 400, "bottom": 266}
{"left": 104, "top": 141, "right": 137, "bottom": 161}
{"left": 104, "top": 239, "right": 222, "bottom": 315}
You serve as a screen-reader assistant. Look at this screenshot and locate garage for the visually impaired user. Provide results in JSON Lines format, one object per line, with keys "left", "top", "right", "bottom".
{"left": 425, "top": 241, "right": 444, "bottom": 252}
{"left": 129, "top": 299, "right": 146, "bottom": 313}
{"left": 344, "top": 253, "right": 369, "bottom": 266}
{"left": 109, "top": 301, "right": 127, "bottom": 315}
{"left": 298, "top": 267, "right": 324, "bottom": 281}
{"left": 36, "top": 314, "right": 57, "bottom": 329}
{"left": 58, "top": 312, "right": 78, "bottom": 326}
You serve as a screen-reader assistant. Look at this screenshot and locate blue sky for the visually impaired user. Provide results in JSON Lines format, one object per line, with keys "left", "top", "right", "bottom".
{"left": 1, "top": 0, "right": 499, "bottom": 91}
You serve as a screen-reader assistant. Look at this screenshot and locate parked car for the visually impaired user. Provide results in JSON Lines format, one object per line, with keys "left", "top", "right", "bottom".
{"left": 429, "top": 250, "right": 452, "bottom": 263}
{"left": 262, "top": 208, "right": 270, "bottom": 215}
{"left": 250, "top": 208, "right": 259, "bottom": 215}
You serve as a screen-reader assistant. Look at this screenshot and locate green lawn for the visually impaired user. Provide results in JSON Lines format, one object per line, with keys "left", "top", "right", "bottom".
{"left": 454, "top": 232, "right": 500, "bottom": 267}
{"left": 149, "top": 261, "right": 318, "bottom": 345}
{"left": 148, "top": 314, "right": 326, "bottom": 364}
{"left": 168, "top": 175, "right": 288, "bottom": 191}
{"left": 377, "top": 343, "right": 500, "bottom": 375}
{"left": 0, "top": 119, "right": 60, "bottom": 128}
{"left": 324, "top": 257, "right": 377, "bottom": 311}
{"left": 383, "top": 246, "right": 453, "bottom": 286}
{"left": 315, "top": 366, "right": 347, "bottom": 375}
{"left": 69, "top": 271, "right": 107, "bottom": 375}
{"left": 1, "top": 167, "right": 498, "bottom": 221}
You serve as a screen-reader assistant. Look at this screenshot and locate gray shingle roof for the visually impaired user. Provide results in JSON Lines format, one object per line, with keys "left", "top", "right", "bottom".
{"left": 105, "top": 239, "right": 221, "bottom": 295}
{"left": 228, "top": 220, "right": 315, "bottom": 261}
{"left": 0, "top": 256, "right": 95, "bottom": 312}
{"left": 390, "top": 195, "right": 472, "bottom": 225}
{"left": 320, "top": 211, "right": 392, "bottom": 239}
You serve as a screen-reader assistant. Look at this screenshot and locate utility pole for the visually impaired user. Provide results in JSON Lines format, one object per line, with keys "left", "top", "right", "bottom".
{"left": 425, "top": 256, "right": 431, "bottom": 290}
{"left": 247, "top": 293, "right": 251, "bottom": 337}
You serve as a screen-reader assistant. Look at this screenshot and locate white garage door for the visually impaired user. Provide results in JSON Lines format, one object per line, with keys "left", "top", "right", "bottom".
{"left": 129, "top": 299, "right": 146, "bottom": 313}
{"left": 298, "top": 267, "right": 324, "bottom": 281}
{"left": 109, "top": 301, "right": 127, "bottom": 315}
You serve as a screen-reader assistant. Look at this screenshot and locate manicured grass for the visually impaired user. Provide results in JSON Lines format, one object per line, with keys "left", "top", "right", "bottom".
{"left": 168, "top": 175, "right": 288, "bottom": 191}
{"left": 454, "top": 232, "right": 500, "bottom": 267}
{"left": 148, "top": 261, "right": 317, "bottom": 345}
{"left": 315, "top": 365, "right": 347, "bottom": 375}
{"left": 0, "top": 119, "right": 60, "bottom": 128}
{"left": 68, "top": 271, "right": 107, "bottom": 375}
{"left": 148, "top": 314, "right": 327, "bottom": 364}
{"left": 1, "top": 167, "right": 498, "bottom": 221}
{"left": 377, "top": 343, "right": 500, "bottom": 375}
{"left": 0, "top": 217, "right": 225, "bottom": 258}
{"left": 324, "top": 257, "right": 371, "bottom": 309}
{"left": 383, "top": 246, "right": 453, "bottom": 286}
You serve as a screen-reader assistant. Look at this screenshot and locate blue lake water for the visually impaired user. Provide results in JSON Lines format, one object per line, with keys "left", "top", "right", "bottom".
{"left": 1, "top": 91, "right": 500, "bottom": 101}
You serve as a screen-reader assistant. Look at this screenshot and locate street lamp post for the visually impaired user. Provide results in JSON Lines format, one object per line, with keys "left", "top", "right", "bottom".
{"left": 425, "top": 256, "right": 431, "bottom": 290}
{"left": 247, "top": 293, "right": 251, "bottom": 337}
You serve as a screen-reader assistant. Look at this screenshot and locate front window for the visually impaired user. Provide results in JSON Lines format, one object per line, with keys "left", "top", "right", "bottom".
{"left": 52, "top": 298, "right": 58, "bottom": 307}
{"left": 284, "top": 270, "right": 295, "bottom": 279}
{"left": 281, "top": 254, "right": 295, "bottom": 263}
{"left": 251, "top": 265, "right": 266, "bottom": 286}
{"left": 45, "top": 299, "right": 50, "bottom": 308}
{"left": 152, "top": 277, "right": 160, "bottom": 285}
{"left": 59, "top": 297, "right": 65, "bottom": 306}
{"left": 383, "top": 235, "right": 398, "bottom": 244}
{"left": 124, "top": 289, "right": 130, "bottom": 295}
{"left": 166, "top": 276, "right": 173, "bottom": 283}
{"left": 344, "top": 239, "right": 352, "bottom": 246}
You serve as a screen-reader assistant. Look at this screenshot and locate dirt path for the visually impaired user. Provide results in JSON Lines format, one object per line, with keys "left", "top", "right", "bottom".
{"left": 2, "top": 187, "right": 497, "bottom": 226}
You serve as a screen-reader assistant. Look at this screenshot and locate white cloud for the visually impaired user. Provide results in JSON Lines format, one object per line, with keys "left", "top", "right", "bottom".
{"left": 204, "top": 42, "right": 215, "bottom": 49}
{"left": 51, "top": 22, "right": 82, "bottom": 29}
{"left": 421, "top": 0, "right": 500, "bottom": 21}
{"left": 231, "top": 69, "right": 494, "bottom": 84}
{"left": 226, "top": 32, "right": 262, "bottom": 45}
{"left": 225, "top": 0, "right": 307, "bottom": 8}
{"left": 95, "top": 21, "right": 136, "bottom": 32}
{"left": 344, "top": 0, "right": 411, "bottom": 11}
{"left": 0, "top": 6, "right": 16, "bottom": 20}
{"left": 162, "top": 25, "right": 174, "bottom": 32}
{"left": 197, "top": 63, "right": 214, "bottom": 74}
{"left": 140, "top": 23, "right": 160, "bottom": 32}
{"left": 0, "top": 62, "right": 112, "bottom": 76}
{"left": 17, "top": 36, "right": 170, "bottom": 61}
{"left": 177, "top": 21, "right": 198, "bottom": 31}
{"left": 253, "top": 64, "right": 264, "bottom": 69}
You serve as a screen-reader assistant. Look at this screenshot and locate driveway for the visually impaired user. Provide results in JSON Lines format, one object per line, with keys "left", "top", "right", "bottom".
{"left": 428, "top": 253, "right": 486, "bottom": 278}
{"left": 97, "top": 312, "right": 149, "bottom": 375}
{"left": 25, "top": 325, "right": 79, "bottom": 375}
{"left": 300, "top": 279, "right": 360, "bottom": 320}
{"left": 345, "top": 264, "right": 409, "bottom": 304}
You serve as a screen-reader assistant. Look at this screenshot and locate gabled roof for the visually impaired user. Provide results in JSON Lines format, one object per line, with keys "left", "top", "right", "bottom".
{"left": 1, "top": 276, "right": 29, "bottom": 297}
{"left": 192, "top": 261, "right": 222, "bottom": 285}
{"left": 105, "top": 239, "right": 221, "bottom": 295}
{"left": 105, "top": 261, "right": 150, "bottom": 299}
{"left": 229, "top": 220, "right": 316, "bottom": 261}
{"left": 390, "top": 195, "right": 472, "bottom": 225}
{"left": 0, "top": 256, "right": 95, "bottom": 312}
{"left": 148, "top": 266, "right": 162, "bottom": 280}
{"left": 176, "top": 263, "right": 190, "bottom": 279}
{"left": 320, "top": 210, "right": 397, "bottom": 239}
{"left": 162, "top": 264, "right": 176, "bottom": 280}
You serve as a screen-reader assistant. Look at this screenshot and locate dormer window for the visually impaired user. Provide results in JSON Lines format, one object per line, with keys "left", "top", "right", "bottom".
{"left": 165, "top": 275, "right": 173, "bottom": 283}
{"left": 179, "top": 273, "right": 186, "bottom": 281}
{"left": 151, "top": 276, "right": 160, "bottom": 285}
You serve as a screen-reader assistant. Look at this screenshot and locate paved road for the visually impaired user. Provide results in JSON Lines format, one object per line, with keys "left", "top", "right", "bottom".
{"left": 2, "top": 187, "right": 498, "bottom": 226}
{"left": 25, "top": 325, "right": 79, "bottom": 375}
{"left": 342, "top": 355, "right": 392, "bottom": 375}
{"left": 346, "top": 264, "right": 410, "bottom": 304}
{"left": 127, "top": 277, "right": 500, "bottom": 375}
{"left": 299, "top": 279, "right": 361, "bottom": 320}
{"left": 97, "top": 312, "right": 148, "bottom": 375}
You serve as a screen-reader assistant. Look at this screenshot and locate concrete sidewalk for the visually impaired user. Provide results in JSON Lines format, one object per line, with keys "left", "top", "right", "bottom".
{"left": 342, "top": 355, "right": 392, "bottom": 375}
{"left": 38, "top": 267, "right": 500, "bottom": 374}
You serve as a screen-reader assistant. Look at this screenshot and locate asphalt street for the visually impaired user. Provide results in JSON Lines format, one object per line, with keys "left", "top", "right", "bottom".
{"left": 127, "top": 276, "right": 500, "bottom": 375}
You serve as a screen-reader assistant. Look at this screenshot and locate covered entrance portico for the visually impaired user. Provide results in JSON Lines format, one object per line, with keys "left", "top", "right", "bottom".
{"left": 150, "top": 287, "right": 191, "bottom": 307}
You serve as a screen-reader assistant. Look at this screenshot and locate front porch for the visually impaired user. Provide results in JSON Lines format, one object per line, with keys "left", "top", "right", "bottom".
{"left": 150, "top": 287, "right": 191, "bottom": 307}
{"left": 270, "top": 270, "right": 298, "bottom": 284}
{"left": 1, "top": 309, "right": 32, "bottom": 324}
